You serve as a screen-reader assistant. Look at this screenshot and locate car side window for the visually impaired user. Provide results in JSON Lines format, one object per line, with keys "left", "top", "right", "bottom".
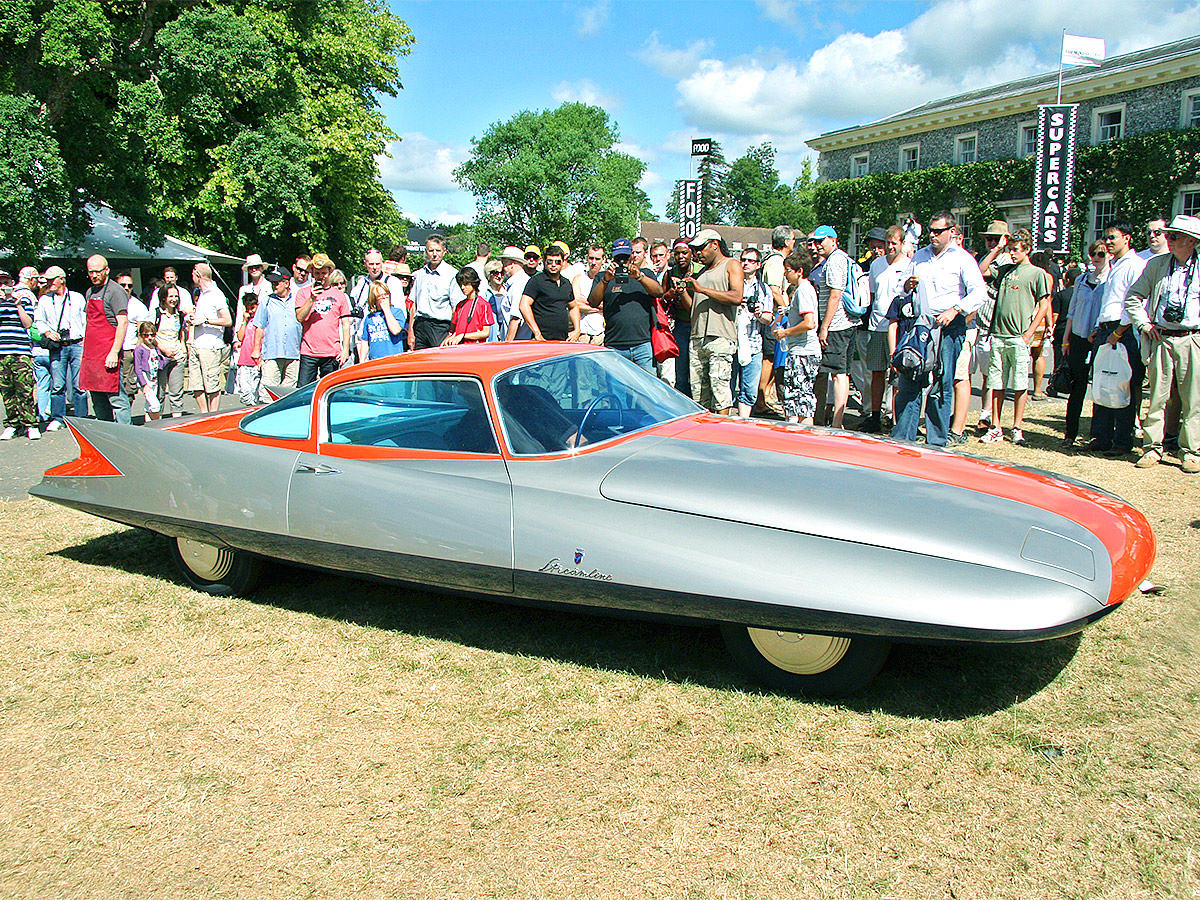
{"left": 326, "top": 377, "right": 499, "bottom": 454}
{"left": 240, "top": 383, "right": 317, "bottom": 440}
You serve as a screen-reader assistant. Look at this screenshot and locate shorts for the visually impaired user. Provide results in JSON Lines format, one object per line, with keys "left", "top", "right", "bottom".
{"left": 986, "top": 334, "right": 1031, "bottom": 391}
{"left": 819, "top": 327, "right": 855, "bottom": 375}
{"left": 863, "top": 330, "right": 890, "bottom": 372}
{"left": 780, "top": 352, "right": 820, "bottom": 421}
{"left": 186, "top": 345, "right": 229, "bottom": 394}
{"left": 955, "top": 329, "right": 977, "bottom": 382}
{"left": 690, "top": 336, "right": 735, "bottom": 412}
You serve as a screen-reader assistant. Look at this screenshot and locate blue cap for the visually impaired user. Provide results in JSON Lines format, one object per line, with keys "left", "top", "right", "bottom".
{"left": 812, "top": 225, "right": 837, "bottom": 240}
{"left": 611, "top": 238, "right": 633, "bottom": 257}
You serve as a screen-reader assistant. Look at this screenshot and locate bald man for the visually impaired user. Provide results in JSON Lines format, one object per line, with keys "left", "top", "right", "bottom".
{"left": 79, "top": 254, "right": 130, "bottom": 423}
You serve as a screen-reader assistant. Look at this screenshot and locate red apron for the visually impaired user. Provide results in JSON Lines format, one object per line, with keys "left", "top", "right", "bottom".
{"left": 79, "top": 289, "right": 120, "bottom": 392}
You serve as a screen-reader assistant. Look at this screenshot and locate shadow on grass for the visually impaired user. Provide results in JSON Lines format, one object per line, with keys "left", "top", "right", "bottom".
{"left": 56, "top": 529, "right": 1082, "bottom": 719}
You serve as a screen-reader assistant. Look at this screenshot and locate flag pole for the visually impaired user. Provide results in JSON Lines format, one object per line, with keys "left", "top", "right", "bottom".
{"left": 1057, "top": 29, "right": 1066, "bottom": 104}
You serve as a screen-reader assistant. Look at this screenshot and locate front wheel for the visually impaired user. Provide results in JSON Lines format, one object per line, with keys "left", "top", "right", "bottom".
{"left": 720, "top": 625, "right": 890, "bottom": 698}
{"left": 168, "top": 536, "right": 261, "bottom": 596}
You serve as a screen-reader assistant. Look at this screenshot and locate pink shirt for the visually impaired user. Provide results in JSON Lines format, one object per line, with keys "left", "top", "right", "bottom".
{"left": 295, "top": 286, "right": 349, "bottom": 357}
{"left": 237, "top": 324, "right": 258, "bottom": 366}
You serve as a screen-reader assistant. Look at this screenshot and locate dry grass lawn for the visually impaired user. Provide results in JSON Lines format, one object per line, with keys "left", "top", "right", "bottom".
{"left": 2, "top": 416, "right": 1198, "bottom": 899}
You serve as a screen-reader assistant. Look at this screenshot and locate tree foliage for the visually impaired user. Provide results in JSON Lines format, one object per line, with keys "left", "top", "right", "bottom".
{"left": 454, "top": 102, "right": 651, "bottom": 251}
{"left": 0, "top": 0, "right": 414, "bottom": 267}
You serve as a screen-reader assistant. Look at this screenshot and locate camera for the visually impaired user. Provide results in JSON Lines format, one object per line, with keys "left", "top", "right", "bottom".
{"left": 613, "top": 254, "right": 631, "bottom": 285}
{"left": 60, "top": 328, "right": 71, "bottom": 341}
{"left": 1162, "top": 301, "right": 1185, "bottom": 324}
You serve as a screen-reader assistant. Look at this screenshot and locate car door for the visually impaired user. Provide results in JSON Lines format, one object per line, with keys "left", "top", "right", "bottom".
{"left": 285, "top": 375, "right": 514, "bottom": 594}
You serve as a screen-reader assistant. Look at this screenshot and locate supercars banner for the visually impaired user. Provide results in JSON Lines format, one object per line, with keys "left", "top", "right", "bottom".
{"left": 678, "top": 180, "right": 701, "bottom": 241}
{"left": 1032, "top": 105, "right": 1078, "bottom": 254}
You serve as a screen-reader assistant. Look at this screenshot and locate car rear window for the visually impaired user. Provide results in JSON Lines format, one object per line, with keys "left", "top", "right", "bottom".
{"left": 240, "top": 384, "right": 316, "bottom": 440}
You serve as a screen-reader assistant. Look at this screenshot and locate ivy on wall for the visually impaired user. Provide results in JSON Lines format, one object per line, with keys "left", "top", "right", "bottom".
{"left": 813, "top": 128, "right": 1200, "bottom": 255}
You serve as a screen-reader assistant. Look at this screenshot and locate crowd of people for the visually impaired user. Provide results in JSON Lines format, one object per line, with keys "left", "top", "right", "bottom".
{"left": 1, "top": 212, "right": 1197, "bottom": 475}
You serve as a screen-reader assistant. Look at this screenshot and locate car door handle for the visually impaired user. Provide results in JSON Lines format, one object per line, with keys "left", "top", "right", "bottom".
{"left": 294, "top": 463, "right": 341, "bottom": 476}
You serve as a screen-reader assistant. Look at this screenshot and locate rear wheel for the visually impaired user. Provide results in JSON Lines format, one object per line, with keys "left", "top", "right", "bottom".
{"left": 168, "top": 536, "right": 261, "bottom": 596}
{"left": 720, "top": 624, "right": 890, "bottom": 698}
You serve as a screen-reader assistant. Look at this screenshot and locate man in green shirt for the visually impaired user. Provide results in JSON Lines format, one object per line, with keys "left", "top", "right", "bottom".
{"left": 981, "top": 228, "right": 1051, "bottom": 446}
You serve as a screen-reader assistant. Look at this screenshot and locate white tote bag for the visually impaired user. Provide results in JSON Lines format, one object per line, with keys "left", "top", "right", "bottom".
{"left": 1091, "top": 341, "right": 1132, "bottom": 409}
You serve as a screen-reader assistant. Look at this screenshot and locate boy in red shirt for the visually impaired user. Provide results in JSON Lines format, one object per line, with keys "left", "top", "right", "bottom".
{"left": 442, "top": 268, "right": 494, "bottom": 345}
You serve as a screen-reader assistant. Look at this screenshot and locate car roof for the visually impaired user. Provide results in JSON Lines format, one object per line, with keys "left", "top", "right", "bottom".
{"left": 317, "top": 342, "right": 605, "bottom": 391}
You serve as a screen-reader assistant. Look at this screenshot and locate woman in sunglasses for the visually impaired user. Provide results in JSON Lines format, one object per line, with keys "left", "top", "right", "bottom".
{"left": 1061, "top": 241, "right": 1110, "bottom": 449}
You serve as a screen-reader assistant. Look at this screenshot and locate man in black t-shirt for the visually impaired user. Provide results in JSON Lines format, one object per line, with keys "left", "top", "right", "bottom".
{"left": 519, "top": 244, "right": 578, "bottom": 341}
{"left": 587, "top": 238, "right": 664, "bottom": 373}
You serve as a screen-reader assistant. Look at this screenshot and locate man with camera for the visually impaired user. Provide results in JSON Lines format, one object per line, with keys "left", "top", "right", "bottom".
{"left": 1125, "top": 214, "right": 1200, "bottom": 473}
{"left": 586, "top": 238, "right": 663, "bottom": 372}
{"left": 33, "top": 265, "right": 88, "bottom": 429}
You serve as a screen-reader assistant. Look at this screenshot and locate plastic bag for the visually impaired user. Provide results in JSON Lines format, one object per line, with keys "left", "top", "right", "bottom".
{"left": 1091, "top": 341, "right": 1131, "bottom": 409}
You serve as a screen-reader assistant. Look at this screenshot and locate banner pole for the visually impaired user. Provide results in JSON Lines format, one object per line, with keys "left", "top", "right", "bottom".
{"left": 1057, "top": 29, "right": 1065, "bottom": 104}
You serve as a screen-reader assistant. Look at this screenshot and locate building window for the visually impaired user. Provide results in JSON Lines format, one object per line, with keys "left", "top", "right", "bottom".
{"left": 953, "top": 209, "right": 972, "bottom": 252}
{"left": 1178, "top": 185, "right": 1200, "bottom": 218}
{"left": 849, "top": 220, "right": 861, "bottom": 258}
{"left": 1018, "top": 121, "right": 1038, "bottom": 157}
{"left": 899, "top": 143, "right": 920, "bottom": 172}
{"left": 1091, "top": 196, "right": 1116, "bottom": 244}
{"left": 1092, "top": 104, "right": 1125, "bottom": 143}
{"left": 954, "top": 133, "right": 977, "bottom": 165}
{"left": 1183, "top": 90, "right": 1200, "bottom": 129}
{"left": 851, "top": 152, "right": 869, "bottom": 177}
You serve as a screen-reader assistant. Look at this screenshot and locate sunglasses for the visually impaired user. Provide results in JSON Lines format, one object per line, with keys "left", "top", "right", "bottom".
{"left": 1147, "top": 229, "right": 1164, "bottom": 237}
{"left": 929, "top": 225, "right": 953, "bottom": 235}
{"left": 1090, "top": 251, "right": 1107, "bottom": 258}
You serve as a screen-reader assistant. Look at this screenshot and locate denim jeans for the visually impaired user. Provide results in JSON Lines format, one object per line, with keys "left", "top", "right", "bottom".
{"left": 611, "top": 341, "right": 654, "bottom": 373}
{"left": 297, "top": 354, "right": 339, "bottom": 387}
{"left": 91, "top": 389, "right": 131, "bottom": 424}
{"left": 731, "top": 351, "right": 763, "bottom": 408}
{"left": 891, "top": 315, "right": 966, "bottom": 446}
{"left": 32, "top": 349, "right": 51, "bottom": 421}
{"left": 50, "top": 341, "right": 88, "bottom": 421}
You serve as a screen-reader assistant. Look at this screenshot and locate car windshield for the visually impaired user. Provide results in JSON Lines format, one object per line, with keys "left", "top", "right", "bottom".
{"left": 240, "top": 383, "right": 317, "bottom": 440}
{"left": 493, "top": 350, "right": 700, "bottom": 455}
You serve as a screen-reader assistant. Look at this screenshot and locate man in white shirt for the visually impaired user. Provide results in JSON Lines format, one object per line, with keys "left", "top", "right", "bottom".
{"left": 407, "top": 235, "right": 459, "bottom": 349}
{"left": 500, "top": 247, "right": 530, "bottom": 341}
{"left": 186, "top": 262, "right": 232, "bottom": 413}
{"left": 162, "top": 266, "right": 192, "bottom": 313}
{"left": 1125, "top": 214, "right": 1200, "bottom": 472}
{"left": 861, "top": 226, "right": 906, "bottom": 433}
{"left": 1087, "top": 220, "right": 1147, "bottom": 455}
{"left": 894, "top": 211, "right": 987, "bottom": 446}
{"left": 572, "top": 243, "right": 607, "bottom": 345}
{"left": 1137, "top": 216, "right": 1171, "bottom": 261}
{"left": 114, "top": 271, "right": 152, "bottom": 411}
{"left": 33, "top": 265, "right": 89, "bottom": 427}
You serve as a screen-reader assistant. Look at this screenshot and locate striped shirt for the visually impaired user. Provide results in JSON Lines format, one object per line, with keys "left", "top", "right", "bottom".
{"left": 0, "top": 293, "right": 33, "bottom": 355}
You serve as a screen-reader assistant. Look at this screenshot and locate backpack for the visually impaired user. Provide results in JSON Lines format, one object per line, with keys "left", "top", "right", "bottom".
{"left": 837, "top": 252, "right": 871, "bottom": 320}
{"left": 890, "top": 294, "right": 941, "bottom": 385}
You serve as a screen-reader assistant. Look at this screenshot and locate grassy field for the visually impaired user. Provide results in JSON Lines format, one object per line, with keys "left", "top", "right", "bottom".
{"left": 2, "top": 418, "right": 1198, "bottom": 899}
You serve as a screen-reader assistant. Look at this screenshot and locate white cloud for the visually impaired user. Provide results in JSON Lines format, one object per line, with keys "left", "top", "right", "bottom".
{"left": 551, "top": 79, "right": 620, "bottom": 111}
{"left": 637, "top": 33, "right": 713, "bottom": 79}
{"left": 754, "top": 0, "right": 800, "bottom": 28}
{"left": 376, "top": 132, "right": 468, "bottom": 193}
{"left": 614, "top": 140, "right": 657, "bottom": 164}
{"left": 575, "top": 0, "right": 609, "bottom": 36}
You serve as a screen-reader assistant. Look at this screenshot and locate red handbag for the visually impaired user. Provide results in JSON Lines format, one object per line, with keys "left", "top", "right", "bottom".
{"left": 650, "top": 295, "right": 678, "bottom": 363}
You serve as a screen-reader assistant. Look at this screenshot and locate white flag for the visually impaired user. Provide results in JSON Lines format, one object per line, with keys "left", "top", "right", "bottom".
{"left": 1062, "top": 34, "right": 1105, "bottom": 67}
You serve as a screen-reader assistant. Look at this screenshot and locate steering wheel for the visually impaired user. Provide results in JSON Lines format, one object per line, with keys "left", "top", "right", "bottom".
{"left": 574, "top": 392, "right": 622, "bottom": 448}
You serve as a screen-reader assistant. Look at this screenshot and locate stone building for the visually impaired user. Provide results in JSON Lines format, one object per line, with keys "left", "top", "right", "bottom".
{"left": 807, "top": 35, "right": 1200, "bottom": 248}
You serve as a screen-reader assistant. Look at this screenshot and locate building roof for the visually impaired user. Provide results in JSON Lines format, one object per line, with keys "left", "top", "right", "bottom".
{"left": 808, "top": 34, "right": 1200, "bottom": 152}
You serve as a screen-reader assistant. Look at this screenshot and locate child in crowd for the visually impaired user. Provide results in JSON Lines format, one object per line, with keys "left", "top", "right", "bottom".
{"left": 442, "top": 267, "right": 494, "bottom": 346}
{"left": 358, "top": 280, "right": 407, "bottom": 360}
{"left": 133, "top": 321, "right": 161, "bottom": 421}
{"left": 235, "top": 294, "right": 261, "bottom": 406}
{"left": 774, "top": 249, "right": 820, "bottom": 424}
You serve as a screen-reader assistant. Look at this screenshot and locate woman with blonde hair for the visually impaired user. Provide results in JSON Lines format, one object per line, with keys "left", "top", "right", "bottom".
{"left": 357, "top": 279, "right": 407, "bottom": 360}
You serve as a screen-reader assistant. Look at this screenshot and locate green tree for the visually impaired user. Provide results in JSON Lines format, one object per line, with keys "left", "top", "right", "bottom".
{"left": 696, "top": 139, "right": 730, "bottom": 224}
{"left": 454, "top": 102, "right": 651, "bottom": 250}
{"left": 0, "top": 0, "right": 413, "bottom": 266}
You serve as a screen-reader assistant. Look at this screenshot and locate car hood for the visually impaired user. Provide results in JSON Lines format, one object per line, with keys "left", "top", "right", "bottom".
{"left": 600, "top": 417, "right": 1154, "bottom": 605}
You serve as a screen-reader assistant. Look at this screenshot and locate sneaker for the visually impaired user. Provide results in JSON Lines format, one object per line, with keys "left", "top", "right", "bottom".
{"left": 26, "top": 426, "right": 40, "bottom": 441}
{"left": 0, "top": 427, "right": 14, "bottom": 441}
{"left": 975, "top": 417, "right": 992, "bottom": 435}
{"left": 1011, "top": 428, "right": 1027, "bottom": 446}
{"left": 1183, "top": 454, "right": 1200, "bottom": 475}
{"left": 1135, "top": 448, "right": 1163, "bottom": 468}
{"left": 45, "top": 420, "right": 63, "bottom": 432}
{"left": 1083, "top": 439, "right": 1112, "bottom": 454}
{"left": 1061, "top": 437, "right": 1076, "bottom": 452}
{"left": 1030, "top": 393, "right": 1049, "bottom": 402}
{"left": 981, "top": 427, "right": 1004, "bottom": 443}
{"left": 947, "top": 430, "right": 967, "bottom": 446}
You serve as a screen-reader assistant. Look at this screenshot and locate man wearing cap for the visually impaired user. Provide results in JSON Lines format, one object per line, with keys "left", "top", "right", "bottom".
{"left": 523, "top": 245, "right": 542, "bottom": 277}
{"left": 659, "top": 238, "right": 697, "bottom": 394}
{"left": 810, "top": 225, "right": 858, "bottom": 429}
{"left": 685, "top": 228, "right": 743, "bottom": 413}
{"left": 294, "top": 253, "right": 350, "bottom": 386}
{"left": 33, "top": 265, "right": 88, "bottom": 429}
{"left": 408, "top": 235, "right": 458, "bottom": 350}
{"left": 895, "top": 211, "right": 987, "bottom": 446}
{"left": 499, "top": 247, "right": 530, "bottom": 341}
{"left": 251, "top": 265, "right": 303, "bottom": 400}
{"left": 0, "top": 268, "right": 39, "bottom": 440}
{"left": 520, "top": 243, "right": 578, "bottom": 342}
{"left": 555, "top": 241, "right": 584, "bottom": 283}
{"left": 79, "top": 254, "right": 131, "bottom": 423}
{"left": 1125, "top": 214, "right": 1200, "bottom": 473}
{"left": 18, "top": 267, "right": 53, "bottom": 425}
{"left": 587, "top": 238, "right": 663, "bottom": 371}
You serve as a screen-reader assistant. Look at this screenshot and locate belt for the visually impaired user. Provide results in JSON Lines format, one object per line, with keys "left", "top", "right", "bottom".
{"left": 60, "top": 338, "right": 82, "bottom": 345}
{"left": 1159, "top": 326, "right": 1200, "bottom": 336}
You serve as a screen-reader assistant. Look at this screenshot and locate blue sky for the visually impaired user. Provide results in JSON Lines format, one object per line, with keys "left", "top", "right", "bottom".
{"left": 377, "top": 0, "right": 1200, "bottom": 226}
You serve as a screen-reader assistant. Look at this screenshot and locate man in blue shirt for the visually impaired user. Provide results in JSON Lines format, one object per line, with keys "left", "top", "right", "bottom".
{"left": 251, "top": 266, "right": 303, "bottom": 401}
